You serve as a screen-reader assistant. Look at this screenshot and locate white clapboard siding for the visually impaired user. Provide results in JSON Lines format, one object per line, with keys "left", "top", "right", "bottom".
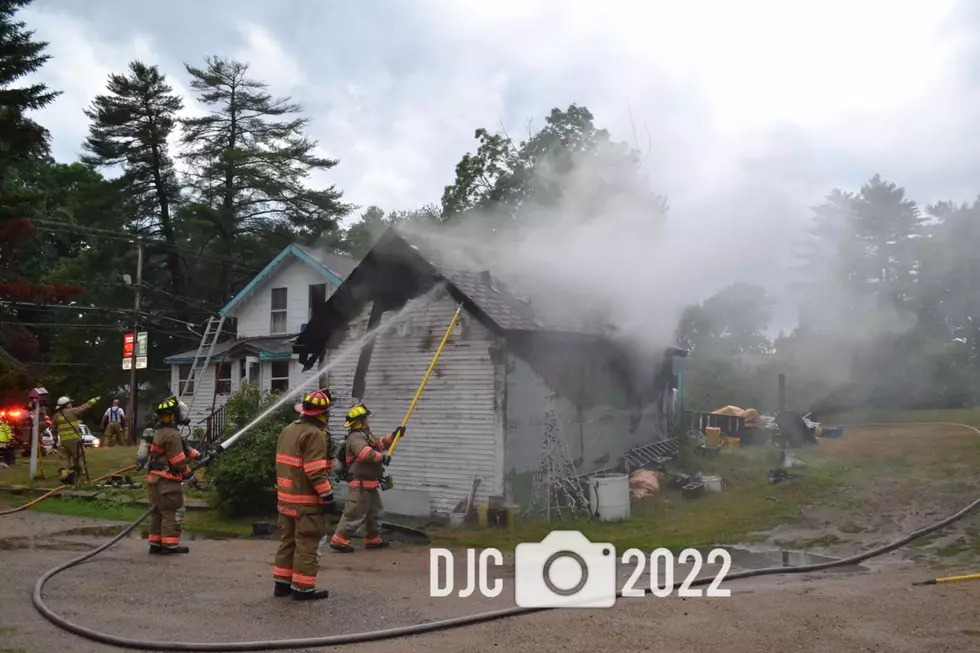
{"left": 234, "top": 257, "right": 336, "bottom": 339}
{"left": 322, "top": 293, "right": 501, "bottom": 514}
{"left": 170, "top": 363, "right": 226, "bottom": 428}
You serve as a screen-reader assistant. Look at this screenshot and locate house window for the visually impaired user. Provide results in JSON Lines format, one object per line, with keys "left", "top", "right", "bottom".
{"left": 215, "top": 363, "right": 232, "bottom": 395}
{"left": 177, "top": 365, "right": 194, "bottom": 396}
{"left": 271, "top": 287, "right": 288, "bottom": 334}
{"left": 309, "top": 283, "right": 327, "bottom": 320}
{"left": 270, "top": 360, "right": 291, "bottom": 393}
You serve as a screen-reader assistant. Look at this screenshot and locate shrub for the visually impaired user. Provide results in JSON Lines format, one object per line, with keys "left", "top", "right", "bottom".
{"left": 206, "top": 383, "right": 295, "bottom": 517}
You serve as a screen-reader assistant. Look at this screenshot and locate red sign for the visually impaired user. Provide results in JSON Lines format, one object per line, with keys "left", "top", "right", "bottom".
{"left": 123, "top": 333, "right": 135, "bottom": 358}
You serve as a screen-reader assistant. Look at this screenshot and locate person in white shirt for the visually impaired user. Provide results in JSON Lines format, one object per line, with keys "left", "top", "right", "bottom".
{"left": 101, "top": 399, "right": 128, "bottom": 447}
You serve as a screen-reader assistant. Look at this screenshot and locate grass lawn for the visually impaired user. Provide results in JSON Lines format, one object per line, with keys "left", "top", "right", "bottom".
{"left": 432, "top": 409, "right": 980, "bottom": 552}
{"left": 4, "top": 410, "right": 978, "bottom": 553}
{"left": 0, "top": 445, "right": 139, "bottom": 488}
{"left": 0, "top": 491, "right": 258, "bottom": 538}
{"left": 0, "top": 445, "right": 253, "bottom": 536}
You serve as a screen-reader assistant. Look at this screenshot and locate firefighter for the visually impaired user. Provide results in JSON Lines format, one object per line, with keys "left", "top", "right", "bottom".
{"left": 145, "top": 396, "right": 199, "bottom": 555}
{"left": 100, "top": 399, "right": 127, "bottom": 447}
{"left": 53, "top": 395, "right": 100, "bottom": 484}
{"left": 329, "top": 403, "right": 404, "bottom": 553}
{"left": 272, "top": 390, "right": 335, "bottom": 601}
{"left": 0, "top": 413, "right": 14, "bottom": 468}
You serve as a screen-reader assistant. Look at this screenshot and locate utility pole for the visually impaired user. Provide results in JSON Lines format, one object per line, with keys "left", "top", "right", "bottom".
{"left": 128, "top": 237, "right": 144, "bottom": 445}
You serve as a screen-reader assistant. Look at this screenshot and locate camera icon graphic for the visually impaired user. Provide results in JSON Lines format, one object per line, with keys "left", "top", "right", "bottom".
{"left": 514, "top": 530, "right": 617, "bottom": 608}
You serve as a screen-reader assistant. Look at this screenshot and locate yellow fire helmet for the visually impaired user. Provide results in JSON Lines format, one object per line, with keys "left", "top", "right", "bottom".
{"left": 344, "top": 403, "right": 372, "bottom": 428}
{"left": 155, "top": 396, "right": 179, "bottom": 414}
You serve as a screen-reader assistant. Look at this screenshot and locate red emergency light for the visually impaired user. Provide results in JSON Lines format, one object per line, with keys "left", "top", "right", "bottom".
{"left": 0, "top": 408, "right": 23, "bottom": 419}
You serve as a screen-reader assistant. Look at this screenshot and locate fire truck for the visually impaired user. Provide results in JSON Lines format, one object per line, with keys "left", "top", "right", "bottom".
{"left": 0, "top": 405, "right": 55, "bottom": 456}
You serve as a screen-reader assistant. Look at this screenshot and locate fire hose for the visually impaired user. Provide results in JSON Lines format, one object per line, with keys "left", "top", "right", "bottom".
{"left": 0, "top": 465, "right": 137, "bottom": 517}
{"left": 27, "top": 421, "right": 980, "bottom": 650}
{"left": 20, "top": 299, "right": 980, "bottom": 651}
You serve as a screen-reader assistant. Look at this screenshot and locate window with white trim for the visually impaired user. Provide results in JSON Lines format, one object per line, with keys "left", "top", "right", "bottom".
{"left": 270, "top": 360, "right": 291, "bottom": 393}
{"left": 271, "top": 287, "right": 287, "bottom": 334}
{"left": 177, "top": 365, "right": 194, "bottom": 395}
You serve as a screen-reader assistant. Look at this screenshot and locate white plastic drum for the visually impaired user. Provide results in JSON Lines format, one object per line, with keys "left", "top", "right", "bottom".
{"left": 588, "top": 473, "right": 631, "bottom": 522}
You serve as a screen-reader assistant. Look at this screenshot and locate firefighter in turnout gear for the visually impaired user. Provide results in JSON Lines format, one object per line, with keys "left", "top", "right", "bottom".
{"left": 272, "top": 390, "right": 335, "bottom": 601}
{"left": 53, "top": 395, "right": 99, "bottom": 484}
{"left": 329, "top": 403, "right": 405, "bottom": 553}
{"left": 0, "top": 413, "right": 14, "bottom": 468}
{"left": 146, "top": 397, "right": 199, "bottom": 554}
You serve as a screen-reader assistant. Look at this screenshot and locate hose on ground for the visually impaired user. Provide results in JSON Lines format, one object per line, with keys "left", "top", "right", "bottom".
{"left": 31, "top": 422, "right": 980, "bottom": 651}
{"left": 0, "top": 465, "right": 137, "bottom": 517}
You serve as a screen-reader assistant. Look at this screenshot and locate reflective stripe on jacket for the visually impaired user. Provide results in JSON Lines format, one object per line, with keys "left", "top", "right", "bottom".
{"left": 53, "top": 400, "right": 97, "bottom": 442}
{"left": 275, "top": 420, "right": 332, "bottom": 517}
{"left": 146, "top": 425, "right": 199, "bottom": 483}
{"left": 346, "top": 428, "right": 395, "bottom": 488}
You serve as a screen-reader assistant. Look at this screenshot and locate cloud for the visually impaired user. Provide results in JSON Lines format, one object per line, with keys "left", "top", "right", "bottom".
{"left": 20, "top": 6, "right": 160, "bottom": 162}
{"left": 18, "top": 0, "right": 980, "bottom": 315}
{"left": 233, "top": 22, "right": 305, "bottom": 91}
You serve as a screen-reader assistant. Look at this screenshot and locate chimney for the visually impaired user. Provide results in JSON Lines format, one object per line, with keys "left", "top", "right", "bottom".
{"left": 479, "top": 270, "right": 498, "bottom": 292}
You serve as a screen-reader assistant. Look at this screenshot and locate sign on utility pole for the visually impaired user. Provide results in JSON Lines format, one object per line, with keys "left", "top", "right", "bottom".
{"left": 122, "top": 332, "right": 135, "bottom": 370}
{"left": 128, "top": 237, "right": 144, "bottom": 443}
{"left": 135, "top": 331, "right": 148, "bottom": 369}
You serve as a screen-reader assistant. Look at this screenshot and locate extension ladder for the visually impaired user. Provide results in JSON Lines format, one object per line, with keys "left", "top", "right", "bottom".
{"left": 180, "top": 315, "right": 226, "bottom": 419}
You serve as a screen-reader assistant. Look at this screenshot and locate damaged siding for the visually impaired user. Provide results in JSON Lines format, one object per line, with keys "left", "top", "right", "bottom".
{"left": 504, "top": 355, "right": 669, "bottom": 506}
{"left": 322, "top": 292, "right": 502, "bottom": 514}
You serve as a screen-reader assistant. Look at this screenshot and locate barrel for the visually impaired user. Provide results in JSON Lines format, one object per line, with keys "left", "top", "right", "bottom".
{"left": 588, "top": 473, "right": 630, "bottom": 522}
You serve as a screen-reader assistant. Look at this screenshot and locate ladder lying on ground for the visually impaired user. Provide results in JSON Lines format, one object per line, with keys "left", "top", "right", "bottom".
{"left": 179, "top": 315, "right": 226, "bottom": 418}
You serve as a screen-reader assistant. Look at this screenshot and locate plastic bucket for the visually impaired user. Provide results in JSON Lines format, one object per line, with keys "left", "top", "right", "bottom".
{"left": 702, "top": 475, "right": 722, "bottom": 492}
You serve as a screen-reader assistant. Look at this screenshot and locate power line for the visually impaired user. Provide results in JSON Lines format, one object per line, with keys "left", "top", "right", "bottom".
{"left": 1, "top": 301, "right": 212, "bottom": 330}
{"left": 32, "top": 219, "right": 263, "bottom": 272}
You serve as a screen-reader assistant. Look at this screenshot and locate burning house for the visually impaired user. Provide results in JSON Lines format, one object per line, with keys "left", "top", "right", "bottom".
{"left": 294, "top": 227, "right": 685, "bottom": 516}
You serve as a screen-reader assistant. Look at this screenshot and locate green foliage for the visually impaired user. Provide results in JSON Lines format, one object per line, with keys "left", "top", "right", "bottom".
{"left": 440, "top": 104, "right": 667, "bottom": 230}
{"left": 206, "top": 382, "right": 294, "bottom": 517}
{"left": 179, "top": 56, "right": 352, "bottom": 296}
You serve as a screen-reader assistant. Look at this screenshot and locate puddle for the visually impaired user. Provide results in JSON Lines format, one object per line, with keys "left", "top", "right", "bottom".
{"left": 52, "top": 526, "right": 234, "bottom": 541}
{"left": 699, "top": 545, "right": 868, "bottom": 573}
{"left": 0, "top": 536, "right": 101, "bottom": 552}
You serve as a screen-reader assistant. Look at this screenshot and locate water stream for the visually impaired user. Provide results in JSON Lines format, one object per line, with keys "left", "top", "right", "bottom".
{"left": 219, "top": 282, "right": 448, "bottom": 450}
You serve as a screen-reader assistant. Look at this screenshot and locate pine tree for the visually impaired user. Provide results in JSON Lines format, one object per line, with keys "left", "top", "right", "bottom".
{"left": 180, "top": 56, "right": 351, "bottom": 295}
{"left": 82, "top": 60, "right": 186, "bottom": 297}
{"left": 0, "top": 0, "right": 85, "bottom": 400}
{"left": 0, "top": 0, "right": 59, "bottom": 174}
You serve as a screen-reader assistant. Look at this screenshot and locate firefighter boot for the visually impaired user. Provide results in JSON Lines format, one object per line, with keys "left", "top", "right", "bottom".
{"left": 365, "top": 539, "right": 389, "bottom": 550}
{"left": 160, "top": 545, "right": 190, "bottom": 554}
{"left": 329, "top": 541, "right": 354, "bottom": 553}
{"left": 148, "top": 545, "right": 162, "bottom": 554}
{"left": 292, "top": 588, "right": 329, "bottom": 601}
{"left": 274, "top": 582, "right": 292, "bottom": 598}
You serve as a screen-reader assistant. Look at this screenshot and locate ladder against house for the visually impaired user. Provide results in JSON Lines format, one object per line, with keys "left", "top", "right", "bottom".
{"left": 179, "top": 315, "right": 226, "bottom": 417}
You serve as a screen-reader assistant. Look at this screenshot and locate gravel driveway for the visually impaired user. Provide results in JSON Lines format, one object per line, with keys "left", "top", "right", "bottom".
{"left": 2, "top": 506, "right": 979, "bottom": 652}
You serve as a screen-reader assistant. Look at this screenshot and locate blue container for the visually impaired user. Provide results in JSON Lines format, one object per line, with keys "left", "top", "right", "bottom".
{"left": 822, "top": 426, "right": 844, "bottom": 439}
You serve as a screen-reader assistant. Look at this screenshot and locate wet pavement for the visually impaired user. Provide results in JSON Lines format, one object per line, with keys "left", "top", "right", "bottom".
{"left": 3, "top": 503, "right": 980, "bottom": 653}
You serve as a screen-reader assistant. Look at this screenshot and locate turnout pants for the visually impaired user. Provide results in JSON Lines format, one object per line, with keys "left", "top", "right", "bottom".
{"left": 331, "top": 486, "right": 384, "bottom": 547}
{"left": 105, "top": 421, "right": 124, "bottom": 446}
{"left": 148, "top": 479, "right": 185, "bottom": 548}
{"left": 273, "top": 512, "right": 327, "bottom": 591}
{"left": 59, "top": 440, "right": 82, "bottom": 478}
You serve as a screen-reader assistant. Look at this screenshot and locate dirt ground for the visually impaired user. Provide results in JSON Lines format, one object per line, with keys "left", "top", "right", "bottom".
{"left": 2, "top": 506, "right": 980, "bottom": 653}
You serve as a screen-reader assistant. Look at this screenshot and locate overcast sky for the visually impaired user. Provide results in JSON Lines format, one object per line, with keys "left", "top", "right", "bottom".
{"left": 20, "top": 0, "right": 980, "bottom": 328}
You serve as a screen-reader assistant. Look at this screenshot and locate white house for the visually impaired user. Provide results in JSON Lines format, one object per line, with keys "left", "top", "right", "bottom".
{"left": 163, "top": 244, "right": 357, "bottom": 434}
{"left": 293, "top": 227, "right": 685, "bottom": 517}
